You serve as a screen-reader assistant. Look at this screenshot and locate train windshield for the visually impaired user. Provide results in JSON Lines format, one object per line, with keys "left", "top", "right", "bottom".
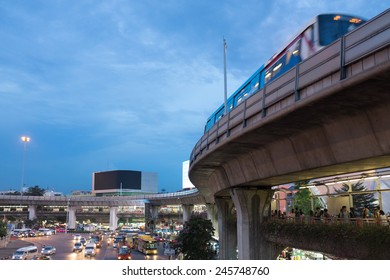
{"left": 318, "top": 14, "right": 366, "bottom": 46}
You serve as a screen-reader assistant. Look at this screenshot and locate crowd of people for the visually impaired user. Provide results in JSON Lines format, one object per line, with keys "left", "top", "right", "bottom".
{"left": 271, "top": 206, "right": 389, "bottom": 226}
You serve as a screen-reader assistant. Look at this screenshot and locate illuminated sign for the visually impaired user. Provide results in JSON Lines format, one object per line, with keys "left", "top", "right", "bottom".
{"left": 349, "top": 18, "right": 362, "bottom": 24}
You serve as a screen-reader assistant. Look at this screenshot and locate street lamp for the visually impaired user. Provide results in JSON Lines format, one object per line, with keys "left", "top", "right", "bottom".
{"left": 20, "top": 136, "right": 30, "bottom": 195}
{"left": 65, "top": 198, "right": 70, "bottom": 234}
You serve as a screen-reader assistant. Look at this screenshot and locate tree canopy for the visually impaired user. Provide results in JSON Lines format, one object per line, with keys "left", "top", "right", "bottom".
{"left": 176, "top": 216, "right": 216, "bottom": 260}
{"left": 335, "top": 181, "right": 378, "bottom": 216}
{"left": 0, "top": 221, "right": 7, "bottom": 237}
{"left": 292, "top": 180, "right": 322, "bottom": 215}
{"left": 23, "top": 185, "right": 46, "bottom": 196}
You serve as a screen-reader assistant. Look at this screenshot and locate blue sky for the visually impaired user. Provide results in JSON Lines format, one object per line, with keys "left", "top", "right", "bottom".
{"left": 0, "top": 1, "right": 388, "bottom": 194}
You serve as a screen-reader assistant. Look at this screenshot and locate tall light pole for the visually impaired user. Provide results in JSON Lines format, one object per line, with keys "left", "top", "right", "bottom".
{"left": 20, "top": 136, "right": 30, "bottom": 195}
{"left": 223, "top": 37, "right": 228, "bottom": 115}
{"left": 65, "top": 198, "right": 70, "bottom": 234}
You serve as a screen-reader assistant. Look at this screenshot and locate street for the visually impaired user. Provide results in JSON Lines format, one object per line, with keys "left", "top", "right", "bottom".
{"left": 16, "top": 233, "right": 170, "bottom": 260}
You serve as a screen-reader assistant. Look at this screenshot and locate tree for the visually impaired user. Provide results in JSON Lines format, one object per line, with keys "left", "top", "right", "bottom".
{"left": 292, "top": 180, "right": 322, "bottom": 215}
{"left": 24, "top": 185, "right": 45, "bottom": 196}
{"left": 7, "top": 191, "right": 21, "bottom": 196}
{"left": 335, "top": 181, "right": 378, "bottom": 216}
{"left": 176, "top": 216, "right": 216, "bottom": 260}
{"left": 0, "top": 221, "right": 7, "bottom": 237}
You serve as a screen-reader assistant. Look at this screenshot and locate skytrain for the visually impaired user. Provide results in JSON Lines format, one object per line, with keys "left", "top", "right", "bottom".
{"left": 205, "top": 13, "right": 366, "bottom": 132}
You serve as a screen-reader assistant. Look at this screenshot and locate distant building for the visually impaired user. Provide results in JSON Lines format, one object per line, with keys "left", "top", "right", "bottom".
{"left": 182, "top": 160, "right": 196, "bottom": 190}
{"left": 92, "top": 170, "right": 158, "bottom": 196}
{"left": 71, "top": 190, "right": 93, "bottom": 196}
{"left": 43, "top": 190, "right": 64, "bottom": 197}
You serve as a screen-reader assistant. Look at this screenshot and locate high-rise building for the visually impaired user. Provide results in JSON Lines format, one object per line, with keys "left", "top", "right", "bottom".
{"left": 182, "top": 160, "right": 196, "bottom": 190}
{"left": 92, "top": 170, "right": 158, "bottom": 196}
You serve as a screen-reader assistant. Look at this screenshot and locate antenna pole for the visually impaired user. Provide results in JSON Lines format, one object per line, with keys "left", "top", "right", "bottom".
{"left": 223, "top": 37, "right": 228, "bottom": 115}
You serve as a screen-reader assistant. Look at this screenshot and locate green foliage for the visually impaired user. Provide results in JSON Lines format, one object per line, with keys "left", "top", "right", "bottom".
{"left": 292, "top": 180, "right": 322, "bottom": 215}
{"left": 176, "top": 216, "right": 216, "bottom": 260}
{"left": 335, "top": 181, "right": 377, "bottom": 216}
{"left": 23, "top": 185, "right": 45, "bottom": 196}
{"left": 262, "top": 220, "right": 390, "bottom": 259}
{"left": 0, "top": 221, "right": 7, "bottom": 237}
{"left": 6, "top": 191, "right": 21, "bottom": 196}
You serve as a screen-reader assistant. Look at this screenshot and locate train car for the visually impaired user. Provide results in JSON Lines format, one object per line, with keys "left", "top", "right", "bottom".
{"left": 204, "top": 13, "right": 366, "bottom": 132}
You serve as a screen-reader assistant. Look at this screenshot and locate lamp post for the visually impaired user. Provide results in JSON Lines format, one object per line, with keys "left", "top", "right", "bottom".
{"left": 20, "top": 136, "right": 30, "bottom": 195}
{"left": 65, "top": 198, "right": 70, "bottom": 234}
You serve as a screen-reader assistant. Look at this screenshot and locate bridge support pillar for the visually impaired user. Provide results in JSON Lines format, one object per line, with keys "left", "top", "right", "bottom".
{"left": 206, "top": 203, "right": 219, "bottom": 239}
{"left": 215, "top": 196, "right": 237, "bottom": 260}
{"left": 28, "top": 205, "right": 37, "bottom": 220}
{"left": 68, "top": 207, "right": 76, "bottom": 229}
{"left": 230, "top": 187, "right": 277, "bottom": 260}
{"left": 144, "top": 203, "right": 160, "bottom": 232}
{"left": 182, "top": 204, "right": 194, "bottom": 223}
{"left": 109, "top": 207, "right": 118, "bottom": 231}
{"left": 151, "top": 205, "right": 160, "bottom": 220}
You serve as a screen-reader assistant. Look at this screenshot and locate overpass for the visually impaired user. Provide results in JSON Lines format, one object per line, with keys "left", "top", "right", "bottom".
{"left": 0, "top": 189, "right": 207, "bottom": 231}
{"left": 189, "top": 8, "right": 390, "bottom": 259}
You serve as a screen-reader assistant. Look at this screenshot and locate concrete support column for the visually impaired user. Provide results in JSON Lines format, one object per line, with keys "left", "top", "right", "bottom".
{"left": 206, "top": 203, "right": 219, "bottom": 238}
{"left": 151, "top": 205, "right": 160, "bottom": 220}
{"left": 109, "top": 207, "right": 118, "bottom": 231}
{"left": 230, "top": 187, "right": 276, "bottom": 260}
{"left": 215, "top": 196, "right": 237, "bottom": 260}
{"left": 182, "top": 204, "right": 194, "bottom": 223}
{"left": 28, "top": 205, "right": 37, "bottom": 220}
{"left": 144, "top": 203, "right": 160, "bottom": 232}
{"left": 68, "top": 206, "right": 76, "bottom": 230}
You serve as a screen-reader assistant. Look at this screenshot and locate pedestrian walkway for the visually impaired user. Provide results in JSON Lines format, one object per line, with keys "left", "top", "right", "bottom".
{"left": 0, "top": 239, "right": 33, "bottom": 260}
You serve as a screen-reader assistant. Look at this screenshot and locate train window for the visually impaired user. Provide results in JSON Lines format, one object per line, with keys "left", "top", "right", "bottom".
{"left": 242, "top": 85, "right": 249, "bottom": 98}
{"left": 265, "top": 55, "right": 285, "bottom": 84}
{"left": 265, "top": 71, "right": 272, "bottom": 83}
{"left": 235, "top": 92, "right": 244, "bottom": 105}
{"left": 215, "top": 107, "right": 224, "bottom": 121}
{"left": 318, "top": 14, "right": 365, "bottom": 46}
{"left": 205, "top": 118, "right": 214, "bottom": 132}
{"left": 273, "top": 62, "right": 282, "bottom": 74}
{"left": 286, "top": 38, "right": 301, "bottom": 66}
{"left": 249, "top": 78, "right": 259, "bottom": 95}
{"left": 292, "top": 39, "right": 301, "bottom": 56}
{"left": 227, "top": 99, "right": 234, "bottom": 111}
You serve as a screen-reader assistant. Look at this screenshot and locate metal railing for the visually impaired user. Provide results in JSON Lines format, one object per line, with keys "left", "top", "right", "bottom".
{"left": 190, "top": 8, "right": 390, "bottom": 166}
{"left": 271, "top": 215, "right": 390, "bottom": 227}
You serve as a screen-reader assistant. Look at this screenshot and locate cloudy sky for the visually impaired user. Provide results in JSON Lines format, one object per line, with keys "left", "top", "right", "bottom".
{"left": 0, "top": 0, "right": 388, "bottom": 194}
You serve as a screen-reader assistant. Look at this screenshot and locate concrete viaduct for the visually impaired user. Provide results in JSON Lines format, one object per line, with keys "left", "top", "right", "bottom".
{"left": 189, "top": 9, "right": 390, "bottom": 260}
{"left": 0, "top": 189, "right": 208, "bottom": 232}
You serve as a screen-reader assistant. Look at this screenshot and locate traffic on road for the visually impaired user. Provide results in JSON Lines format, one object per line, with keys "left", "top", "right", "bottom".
{"left": 7, "top": 231, "right": 173, "bottom": 260}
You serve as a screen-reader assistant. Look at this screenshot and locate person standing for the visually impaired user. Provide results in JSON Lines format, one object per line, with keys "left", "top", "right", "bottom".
{"left": 338, "top": 206, "right": 349, "bottom": 223}
{"left": 362, "top": 205, "right": 370, "bottom": 218}
{"left": 379, "top": 210, "right": 388, "bottom": 226}
{"left": 349, "top": 207, "right": 356, "bottom": 219}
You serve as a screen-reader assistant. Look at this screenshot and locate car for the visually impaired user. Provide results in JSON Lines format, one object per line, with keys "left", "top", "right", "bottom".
{"left": 32, "top": 254, "right": 51, "bottom": 260}
{"left": 73, "top": 242, "right": 83, "bottom": 252}
{"left": 84, "top": 243, "right": 96, "bottom": 257}
{"left": 73, "top": 234, "right": 82, "bottom": 241}
{"left": 117, "top": 246, "right": 131, "bottom": 260}
{"left": 41, "top": 245, "right": 56, "bottom": 255}
{"left": 80, "top": 237, "right": 87, "bottom": 246}
{"left": 153, "top": 235, "right": 165, "bottom": 242}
